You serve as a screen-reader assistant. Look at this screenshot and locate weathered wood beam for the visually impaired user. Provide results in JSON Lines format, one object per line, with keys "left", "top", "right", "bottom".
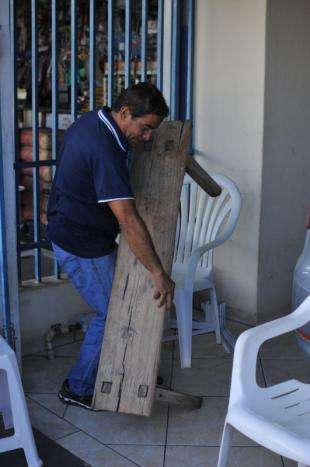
{"left": 93, "top": 121, "right": 191, "bottom": 416}
{"left": 185, "top": 155, "right": 222, "bottom": 197}
{"left": 155, "top": 386, "right": 203, "bottom": 410}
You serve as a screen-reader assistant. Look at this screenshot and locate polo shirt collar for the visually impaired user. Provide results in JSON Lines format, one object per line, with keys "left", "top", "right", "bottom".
{"left": 98, "top": 107, "right": 129, "bottom": 153}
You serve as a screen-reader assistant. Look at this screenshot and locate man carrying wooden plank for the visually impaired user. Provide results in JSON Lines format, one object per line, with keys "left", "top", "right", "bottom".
{"left": 47, "top": 83, "right": 175, "bottom": 410}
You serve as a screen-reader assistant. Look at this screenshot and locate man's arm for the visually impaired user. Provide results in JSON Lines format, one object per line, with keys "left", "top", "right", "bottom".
{"left": 108, "top": 199, "right": 175, "bottom": 310}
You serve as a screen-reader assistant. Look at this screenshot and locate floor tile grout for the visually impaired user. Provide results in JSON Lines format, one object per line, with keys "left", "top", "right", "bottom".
{"left": 62, "top": 404, "right": 69, "bottom": 419}
{"left": 101, "top": 443, "right": 282, "bottom": 449}
{"left": 226, "top": 317, "right": 254, "bottom": 328}
{"left": 106, "top": 444, "right": 166, "bottom": 446}
{"left": 260, "top": 358, "right": 308, "bottom": 361}
{"left": 54, "top": 429, "right": 81, "bottom": 441}
{"left": 58, "top": 423, "right": 168, "bottom": 447}
{"left": 163, "top": 443, "right": 273, "bottom": 448}
{"left": 161, "top": 444, "right": 274, "bottom": 448}
{"left": 58, "top": 425, "right": 153, "bottom": 466}
{"left": 54, "top": 426, "right": 141, "bottom": 466}
{"left": 103, "top": 445, "right": 141, "bottom": 466}
{"left": 173, "top": 356, "right": 233, "bottom": 360}
{"left": 26, "top": 395, "right": 87, "bottom": 435}
{"left": 260, "top": 356, "right": 308, "bottom": 360}
{"left": 24, "top": 339, "right": 84, "bottom": 359}
{"left": 23, "top": 354, "right": 51, "bottom": 360}
{"left": 44, "top": 355, "right": 80, "bottom": 359}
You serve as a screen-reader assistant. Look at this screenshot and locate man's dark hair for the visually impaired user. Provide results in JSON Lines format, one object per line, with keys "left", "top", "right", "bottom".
{"left": 112, "top": 82, "right": 169, "bottom": 119}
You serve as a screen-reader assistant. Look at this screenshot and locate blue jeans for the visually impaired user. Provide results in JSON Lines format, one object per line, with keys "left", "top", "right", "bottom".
{"left": 52, "top": 243, "right": 117, "bottom": 396}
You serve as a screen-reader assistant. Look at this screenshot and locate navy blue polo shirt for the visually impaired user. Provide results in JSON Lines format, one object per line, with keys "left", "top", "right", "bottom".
{"left": 47, "top": 107, "right": 134, "bottom": 258}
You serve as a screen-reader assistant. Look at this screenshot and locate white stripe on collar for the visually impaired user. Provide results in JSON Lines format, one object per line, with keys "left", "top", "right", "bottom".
{"left": 98, "top": 110, "right": 127, "bottom": 152}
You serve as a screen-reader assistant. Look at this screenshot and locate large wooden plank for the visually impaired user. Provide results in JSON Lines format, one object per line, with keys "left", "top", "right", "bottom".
{"left": 93, "top": 121, "right": 191, "bottom": 416}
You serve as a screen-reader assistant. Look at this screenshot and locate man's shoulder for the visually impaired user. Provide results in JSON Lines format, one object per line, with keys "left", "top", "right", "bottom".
{"left": 64, "top": 111, "right": 115, "bottom": 154}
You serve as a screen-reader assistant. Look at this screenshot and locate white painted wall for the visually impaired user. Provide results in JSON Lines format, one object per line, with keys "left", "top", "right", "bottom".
{"left": 258, "top": 0, "right": 310, "bottom": 321}
{"left": 194, "top": 0, "right": 267, "bottom": 322}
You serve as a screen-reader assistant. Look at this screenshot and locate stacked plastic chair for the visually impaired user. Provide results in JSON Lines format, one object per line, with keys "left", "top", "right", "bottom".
{"left": 171, "top": 173, "right": 241, "bottom": 368}
{"left": 0, "top": 335, "right": 42, "bottom": 466}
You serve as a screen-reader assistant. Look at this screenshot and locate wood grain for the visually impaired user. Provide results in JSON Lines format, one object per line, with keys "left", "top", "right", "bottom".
{"left": 93, "top": 121, "right": 191, "bottom": 416}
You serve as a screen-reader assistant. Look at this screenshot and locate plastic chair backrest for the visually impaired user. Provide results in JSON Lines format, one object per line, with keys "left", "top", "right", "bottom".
{"left": 173, "top": 173, "right": 241, "bottom": 268}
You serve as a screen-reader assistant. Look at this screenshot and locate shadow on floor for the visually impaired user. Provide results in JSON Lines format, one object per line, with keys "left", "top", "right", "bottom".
{"left": 0, "top": 427, "right": 89, "bottom": 467}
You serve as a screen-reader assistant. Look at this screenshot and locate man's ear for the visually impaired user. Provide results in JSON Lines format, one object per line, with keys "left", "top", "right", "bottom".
{"left": 119, "top": 106, "right": 131, "bottom": 120}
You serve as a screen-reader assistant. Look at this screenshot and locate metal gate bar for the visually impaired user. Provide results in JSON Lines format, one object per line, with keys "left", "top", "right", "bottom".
{"left": 141, "top": 0, "right": 148, "bottom": 82}
{"left": 11, "top": 0, "right": 22, "bottom": 282}
{"left": 71, "top": 0, "right": 78, "bottom": 122}
{"left": 108, "top": 0, "right": 115, "bottom": 107}
{"left": 156, "top": 0, "right": 164, "bottom": 90}
{"left": 0, "top": 99, "right": 13, "bottom": 345}
{"left": 31, "top": 0, "right": 42, "bottom": 281}
{"left": 186, "top": 0, "right": 195, "bottom": 122}
{"left": 125, "top": 0, "right": 132, "bottom": 88}
{"left": 52, "top": 0, "right": 60, "bottom": 278}
{"left": 170, "top": 0, "right": 181, "bottom": 120}
{"left": 89, "top": 0, "right": 96, "bottom": 111}
{"left": 52, "top": 0, "right": 58, "bottom": 168}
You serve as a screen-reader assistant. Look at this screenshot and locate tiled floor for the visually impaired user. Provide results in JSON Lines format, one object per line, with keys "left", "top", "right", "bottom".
{"left": 22, "top": 320, "right": 309, "bottom": 467}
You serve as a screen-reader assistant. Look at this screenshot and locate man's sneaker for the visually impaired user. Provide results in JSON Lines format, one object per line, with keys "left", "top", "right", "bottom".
{"left": 58, "top": 379, "right": 94, "bottom": 410}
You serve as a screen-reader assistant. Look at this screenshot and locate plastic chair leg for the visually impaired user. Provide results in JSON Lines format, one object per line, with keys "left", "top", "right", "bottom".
{"left": 0, "top": 369, "right": 13, "bottom": 429}
{"left": 217, "top": 423, "right": 233, "bottom": 467}
{"left": 210, "top": 287, "right": 221, "bottom": 344}
{"left": 175, "top": 288, "right": 193, "bottom": 368}
{"left": 6, "top": 354, "right": 43, "bottom": 467}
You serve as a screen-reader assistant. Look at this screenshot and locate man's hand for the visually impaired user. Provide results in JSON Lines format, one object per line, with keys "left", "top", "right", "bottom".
{"left": 152, "top": 270, "right": 175, "bottom": 311}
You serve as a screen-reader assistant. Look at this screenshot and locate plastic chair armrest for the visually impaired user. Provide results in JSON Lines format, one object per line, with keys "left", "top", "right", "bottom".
{"left": 230, "top": 296, "right": 310, "bottom": 399}
{"left": 239, "top": 295, "right": 310, "bottom": 352}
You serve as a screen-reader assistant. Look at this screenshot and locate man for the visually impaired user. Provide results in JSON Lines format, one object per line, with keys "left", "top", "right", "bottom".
{"left": 47, "top": 82, "right": 175, "bottom": 410}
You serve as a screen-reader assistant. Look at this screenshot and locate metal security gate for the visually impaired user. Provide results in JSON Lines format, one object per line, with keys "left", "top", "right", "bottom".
{"left": 11, "top": 0, "right": 195, "bottom": 284}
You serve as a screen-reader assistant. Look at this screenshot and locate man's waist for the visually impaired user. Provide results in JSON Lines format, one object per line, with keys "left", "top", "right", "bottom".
{"left": 48, "top": 213, "right": 119, "bottom": 238}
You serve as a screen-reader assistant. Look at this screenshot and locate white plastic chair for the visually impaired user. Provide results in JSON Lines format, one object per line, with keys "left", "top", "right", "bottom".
{"left": 218, "top": 295, "right": 310, "bottom": 467}
{"left": 0, "top": 335, "right": 42, "bottom": 466}
{"left": 170, "top": 173, "right": 241, "bottom": 368}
